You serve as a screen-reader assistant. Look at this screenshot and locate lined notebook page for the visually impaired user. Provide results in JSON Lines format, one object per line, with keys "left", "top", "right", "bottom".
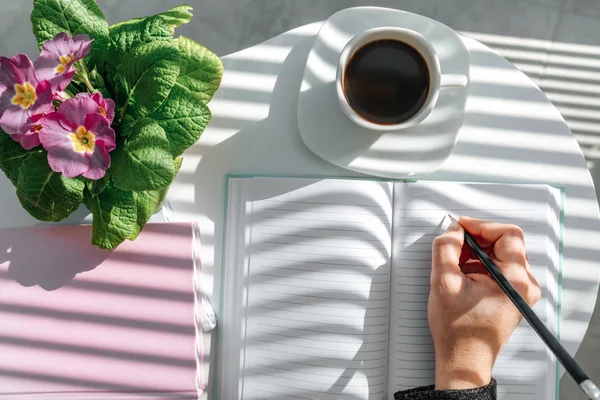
{"left": 239, "top": 178, "right": 393, "bottom": 400}
{"left": 388, "top": 182, "right": 560, "bottom": 400}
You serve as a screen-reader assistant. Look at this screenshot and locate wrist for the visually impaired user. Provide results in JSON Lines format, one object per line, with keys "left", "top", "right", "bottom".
{"left": 434, "top": 341, "right": 495, "bottom": 390}
{"left": 435, "top": 366, "right": 492, "bottom": 390}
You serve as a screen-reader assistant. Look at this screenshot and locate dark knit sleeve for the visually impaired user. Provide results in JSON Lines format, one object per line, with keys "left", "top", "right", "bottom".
{"left": 393, "top": 379, "right": 496, "bottom": 400}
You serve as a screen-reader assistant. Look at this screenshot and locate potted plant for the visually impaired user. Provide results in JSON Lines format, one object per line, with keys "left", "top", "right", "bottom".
{"left": 0, "top": 1, "right": 223, "bottom": 249}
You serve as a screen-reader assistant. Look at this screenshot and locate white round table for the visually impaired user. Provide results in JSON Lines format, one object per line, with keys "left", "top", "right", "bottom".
{"left": 162, "top": 21, "right": 600, "bottom": 396}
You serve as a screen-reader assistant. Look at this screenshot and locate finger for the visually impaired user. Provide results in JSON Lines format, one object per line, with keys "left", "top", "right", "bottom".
{"left": 457, "top": 216, "right": 495, "bottom": 248}
{"left": 493, "top": 234, "right": 528, "bottom": 265}
{"left": 460, "top": 242, "right": 495, "bottom": 263}
{"left": 460, "top": 260, "right": 489, "bottom": 275}
{"left": 431, "top": 220, "right": 464, "bottom": 287}
{"left": 459, "top": 217, "right": 527, "bottom": 264}
{"left": 526, "top": 269, "right": 542, "bottom": 305}
{"left": 459, "top": 216, "right": 511, "bottom": 242}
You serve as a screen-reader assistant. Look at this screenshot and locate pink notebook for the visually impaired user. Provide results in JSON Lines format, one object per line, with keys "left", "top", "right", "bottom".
{"left": 0, "top": 223, "right": 202, "bottom": 399}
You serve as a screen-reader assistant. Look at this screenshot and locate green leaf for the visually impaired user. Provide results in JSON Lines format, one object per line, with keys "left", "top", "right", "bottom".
{"left": 105, "top": 5, "right": 193, "bottom": 101}
{"left": 111, "top": 119, "right": 176, "bottom": 191}
{"left": 150, "top": 85, "right": 211, "bottom": 156}
{"left": 0, "top": 132, "right": 37, "bottom": 186}
{"left": 17, "top": 194, "right": 57, "bottom": 221}
{"left": 31, "top": 0, "right": 109, "bottom": 67}
{"left": 97, "top": 88, "right": 112, "bottom": 100}
{"left": 16, "top": 152, "right": 85, "bottom": 222}
{"left": 88, "top": 67, "right": 105, "bottom": 89}
{"left": 120, "top": 114, "right": 137, "bottom": 137}
{"left": 85, "top": 173, "right": 110, "bottom": 197}
{"left": 175, "top": 36, "right": 223, "bottom": 104}
{"left": 128, "top": 188, "right": 167, "bottom": 240}
{"left": 174, "top": 156, "right": 183, "bottom": 173}
{"left": 115, "top": 40, "right": 181, "bottom": 119}
{"left": 84, "top": 183, "right": 136, "bottom": 249}
{"left": 128, "top": 157, "right": 180, "bottom": 240}
{"left": 150, "top": 4, "right": 194, "bottom": 28}
{"left": 107, "top": 5, "right": 193, "bottom": 59}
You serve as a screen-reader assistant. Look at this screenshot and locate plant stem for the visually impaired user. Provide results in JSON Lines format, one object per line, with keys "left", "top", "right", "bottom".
{"left": 83, "top": 78, "right": 95, "bottom": 92}
{"left": 74, "top": 61, "right": 95, "bottom": 93}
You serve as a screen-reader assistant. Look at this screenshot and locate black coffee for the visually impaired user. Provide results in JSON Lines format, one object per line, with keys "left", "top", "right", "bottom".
{"left": 343, "top": 39, "right": 430, "bottom": 125}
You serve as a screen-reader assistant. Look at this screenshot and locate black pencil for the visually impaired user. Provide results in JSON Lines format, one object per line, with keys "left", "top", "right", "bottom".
{"left": 449, "top": 215, "right": 600, "bottom": 399}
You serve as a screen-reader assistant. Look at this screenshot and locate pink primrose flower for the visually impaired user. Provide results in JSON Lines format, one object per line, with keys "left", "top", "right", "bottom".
{"left": 34, "top": 32, "right": 93, "bottom": 92}
{"left": 0, "top": 54, "right": 53, "bottom": 149}
{"left": 39, "top": 94, "right": 116, "bottom": 180}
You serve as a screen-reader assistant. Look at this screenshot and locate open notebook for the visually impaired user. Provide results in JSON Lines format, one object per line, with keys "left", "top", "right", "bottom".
{"left": 0, "top": 223, "right": 203, "bottom": 400}
{"left": 219, "top": 177, "right": 562, "bottom": 400}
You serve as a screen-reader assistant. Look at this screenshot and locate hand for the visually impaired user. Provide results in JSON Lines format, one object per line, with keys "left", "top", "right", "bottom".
{"left": 428, "top": 217, "right": 541, "bottom": 390}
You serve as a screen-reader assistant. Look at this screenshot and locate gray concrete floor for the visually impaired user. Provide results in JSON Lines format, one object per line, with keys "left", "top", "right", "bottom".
{"left": 2, "top": 0, "right": 599, "bottom": 398}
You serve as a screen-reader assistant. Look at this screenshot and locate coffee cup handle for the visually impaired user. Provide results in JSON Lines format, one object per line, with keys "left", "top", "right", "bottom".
{"left": 440, "top": 74, "right": 468, "bottom": 90}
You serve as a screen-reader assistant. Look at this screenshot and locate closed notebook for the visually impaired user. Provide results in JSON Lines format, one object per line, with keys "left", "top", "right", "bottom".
{"left": 219, "top": 177, "right": 562, "bottom": 400}
{"left": 0, "top": 223, "right": 202, "bottom": 400}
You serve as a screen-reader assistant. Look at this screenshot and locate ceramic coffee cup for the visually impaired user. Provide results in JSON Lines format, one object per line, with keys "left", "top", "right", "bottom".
{"left": 336, "top": 27, "right": 468, "bottom": 132}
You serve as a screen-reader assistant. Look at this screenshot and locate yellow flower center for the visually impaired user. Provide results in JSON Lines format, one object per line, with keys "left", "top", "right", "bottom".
{"left": 98, "top": 106, "right": 107, "bottom": 117}
{"left": 11, "top": 82, "right": 37, "bottom": 109}
{"left": 69, "top": 126, "right": 96, "bottom": 153}
{"left": 55, "top": 53, "right": 74, "bottom": 74}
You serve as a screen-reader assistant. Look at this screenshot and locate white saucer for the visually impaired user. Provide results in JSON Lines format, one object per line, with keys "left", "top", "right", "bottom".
{"left": 297, "top": 7, "right": 470, "bottom": 179}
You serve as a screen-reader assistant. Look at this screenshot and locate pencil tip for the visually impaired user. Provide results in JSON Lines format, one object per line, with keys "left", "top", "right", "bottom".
{"left": 448, "top": 214, "right": 458, "bottom": 222}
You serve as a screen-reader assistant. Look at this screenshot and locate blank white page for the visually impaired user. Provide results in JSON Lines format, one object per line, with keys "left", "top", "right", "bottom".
{"left": 237, "top": 178, "right": 394, "bottom": 400}
{"left": 388, "top": 181, "right": 560, "bottom": 400}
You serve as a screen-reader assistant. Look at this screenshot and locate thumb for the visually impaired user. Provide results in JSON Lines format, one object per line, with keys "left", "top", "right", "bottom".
{"left": 431, "top": 219, "right": 465, "bottom": 287}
